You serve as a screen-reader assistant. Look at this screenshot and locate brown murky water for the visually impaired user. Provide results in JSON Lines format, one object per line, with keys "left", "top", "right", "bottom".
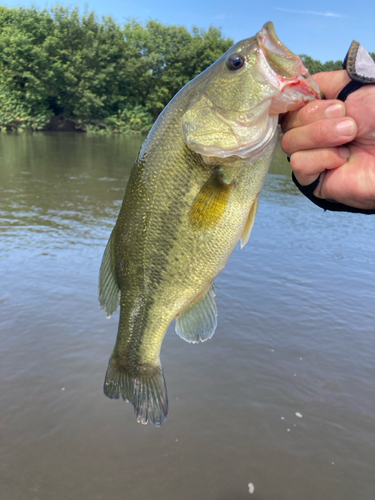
{"left": 1, "top": 132, "right": 374, "bottom": 500}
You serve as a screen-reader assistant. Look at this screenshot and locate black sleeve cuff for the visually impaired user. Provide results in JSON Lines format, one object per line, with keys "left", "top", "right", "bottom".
{"left": 292, "top": 173, "right": 375, "bottom": 214}
{"left": 337, "top": 40, "right": 375, "bottom": 101}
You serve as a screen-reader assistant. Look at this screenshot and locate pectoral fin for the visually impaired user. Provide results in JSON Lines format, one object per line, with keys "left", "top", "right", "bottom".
{"left": 240, "top": 194, "right": 259, "bottom": 249}
{"left": 189, "top": 171, "right": 233, "bottom": 229}
{"left": 175, "top": 284, "right": 217, "bottom": 343}
{"left": 99, "top": 230, "right": 120, "bottom": 318}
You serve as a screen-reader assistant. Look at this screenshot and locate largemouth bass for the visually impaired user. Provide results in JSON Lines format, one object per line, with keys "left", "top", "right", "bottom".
{"left": 99, "top": 22, "right": 320, "bottom": 426}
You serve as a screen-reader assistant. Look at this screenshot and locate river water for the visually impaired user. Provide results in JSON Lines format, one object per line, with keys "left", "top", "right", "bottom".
{"left": 0, "top": 132, "right": 374, "bottom": 500}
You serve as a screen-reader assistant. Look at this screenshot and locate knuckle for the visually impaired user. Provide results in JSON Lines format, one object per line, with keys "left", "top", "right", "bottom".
{"left": 308, "top": 121, "right": 330, "bottom": 145}
{"left": 280, "top": 109, "right": 298, "bottom": 132}
{"left": 298, "top": 102, "right": 316, "bottom": 123}
{"left": 318, "top": 148, "right": 335, "bottom": 167}
{"left": 298, "top": 100, "right": 325, "bottom": 125}
{"left": 289, "top": 152, "right": 304, "bottom": 174}
{"left": 280, "top": 133, "right": 292, "bottom": 155}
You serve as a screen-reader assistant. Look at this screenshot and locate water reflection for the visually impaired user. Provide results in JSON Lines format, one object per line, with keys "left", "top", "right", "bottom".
{"left": 0, "top": 133, "right": 143, "bottom": 254}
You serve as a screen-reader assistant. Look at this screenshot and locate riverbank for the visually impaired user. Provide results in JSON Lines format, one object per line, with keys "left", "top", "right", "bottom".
{"left": 0, "top": 113, "right": 152, "bottom": 134}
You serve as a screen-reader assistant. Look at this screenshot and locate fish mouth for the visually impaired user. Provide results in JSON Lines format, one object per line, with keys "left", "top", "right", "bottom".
{"left": 256, "top": 21, "right": 321, "bottom": 112}
{"left": 258, "top": 21, "right": 300, "bottom": 78}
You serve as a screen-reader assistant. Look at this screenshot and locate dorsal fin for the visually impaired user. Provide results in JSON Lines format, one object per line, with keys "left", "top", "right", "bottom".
{"left": 99, "top": 230, "right": 120, "bottom": 318}
{"left": 240, "top": 194, "right": 259, "bottom": 249}
{"left": 175, "top": 284, "right": 217, "bottom": 343}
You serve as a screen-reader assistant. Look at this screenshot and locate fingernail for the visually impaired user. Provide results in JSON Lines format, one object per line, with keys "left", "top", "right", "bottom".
{"left": 336, "top": 119, "right": 355, "bottom": 137}
{"left": 325, "top": 103, "right": 344, "bottom": 119}
{"left": 338, "top": 146, "right": 350, "bottom": 159}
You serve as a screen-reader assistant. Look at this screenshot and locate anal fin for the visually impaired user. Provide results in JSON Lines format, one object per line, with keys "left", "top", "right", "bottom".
{"left": 240, "top": 194, "right": 259, "bottom": 249}
{"left": 99, "top": 230, "right": 120, "bottom": 318}
{"left": 175, "top": 284, "right": 217, "bottom": 343}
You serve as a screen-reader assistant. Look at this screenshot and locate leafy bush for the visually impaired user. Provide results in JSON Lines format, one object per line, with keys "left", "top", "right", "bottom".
{"left": 82, "top": 105, "right": 154, "bottom": 134}
{"left": 0, "top": 5, "right": 233, "bottom": 132}
{"left": 301, "top": 52, "right": 375, "bottom": 75}
{"left": 0, "top": 84, "right": 53, "bottom": 130}
{"left": 1, "top": 5, "right": 372, "bottom": 133}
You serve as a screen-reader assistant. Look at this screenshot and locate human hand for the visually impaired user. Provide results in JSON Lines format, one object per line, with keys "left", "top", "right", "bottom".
{"left": 281, "top": 70, "right": 375, "bottom": 210}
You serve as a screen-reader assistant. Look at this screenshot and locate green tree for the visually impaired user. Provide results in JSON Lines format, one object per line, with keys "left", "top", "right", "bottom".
{"left": 122, "top": 20, "right": 233, "bottom": 119}
{"left": 300, "top": 54, "right": 343, "bottom": 74}
{"left": 301, "top": 52, "right": 375, "bottom": 75}
{"left": 0, "top": 4, "right": 372, "bottom": 133}
{"left": 0, "top": 6, "right": 233, "bottom": 131}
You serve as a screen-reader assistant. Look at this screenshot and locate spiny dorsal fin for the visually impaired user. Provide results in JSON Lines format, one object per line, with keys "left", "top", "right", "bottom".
{"left": 175, "top": 284, "right": 217, "bottom": 343}
{"left": 240, "top": 194, "right": 259, "bottom": 249}
{"left": 99, "top": 230, "right": 120, "bottom": 318}
{"left": 189, "top": 170, "right": 233, "bottom": 229}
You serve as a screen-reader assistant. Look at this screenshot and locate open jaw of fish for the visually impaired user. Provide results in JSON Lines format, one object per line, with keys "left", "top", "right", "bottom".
{"left": 99, "top": 22, "right": 320, "bottom": 426}
{"left": 182, "top": 22, "right": 320, "bottom": 160}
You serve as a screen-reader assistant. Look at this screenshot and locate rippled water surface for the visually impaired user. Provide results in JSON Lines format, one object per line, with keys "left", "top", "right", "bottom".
{"left": 1, "top": 133, "right": 374, "bottom": 500}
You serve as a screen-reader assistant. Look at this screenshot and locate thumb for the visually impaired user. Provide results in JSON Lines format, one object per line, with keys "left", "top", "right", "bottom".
{"left": 312, "top": 70, "right": 351, "bottom": 99}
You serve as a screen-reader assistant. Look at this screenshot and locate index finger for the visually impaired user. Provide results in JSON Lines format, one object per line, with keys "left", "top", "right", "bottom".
{"left": 281, "top": 99, "right": 346, "bottom": 133}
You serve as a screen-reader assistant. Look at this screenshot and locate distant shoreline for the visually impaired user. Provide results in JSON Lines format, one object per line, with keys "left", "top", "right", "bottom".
{"left": 1, "top": 115, "right": 151, "bottom": 134}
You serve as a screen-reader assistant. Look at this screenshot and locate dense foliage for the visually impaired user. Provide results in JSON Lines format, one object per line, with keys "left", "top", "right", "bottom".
{"left": 0, "top": 5, "right": 233, "bottom": 131}
{"left": 300, "top": 55, "right": 344, "bottom": 74}
{"left": 301, "top": 52, "right": 375, "bottom": 75}
{"left": 0, "top": 5, "right": 373, "bottom": 132}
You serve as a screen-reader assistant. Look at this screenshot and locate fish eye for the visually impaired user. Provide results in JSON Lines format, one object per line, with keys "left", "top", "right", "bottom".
{"left": 227, "top": 53, "right": 245, "bottom": 71}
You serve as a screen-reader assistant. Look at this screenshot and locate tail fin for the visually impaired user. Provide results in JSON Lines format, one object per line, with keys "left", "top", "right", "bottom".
{"left": 103, "top": 357, "right": 168, "bottom": 427}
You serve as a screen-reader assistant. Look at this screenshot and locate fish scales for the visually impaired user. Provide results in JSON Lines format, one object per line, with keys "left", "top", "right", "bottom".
{"left": 113, "top": 114, "right": 271, "bottom": 360}
{"left": 99, "top": 22, "right": 320, "bottom": 425}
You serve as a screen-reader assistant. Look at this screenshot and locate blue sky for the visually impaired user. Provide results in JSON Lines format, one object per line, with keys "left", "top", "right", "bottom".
{"left": 2, "top": 0, "right": 374, "bottom": 62}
